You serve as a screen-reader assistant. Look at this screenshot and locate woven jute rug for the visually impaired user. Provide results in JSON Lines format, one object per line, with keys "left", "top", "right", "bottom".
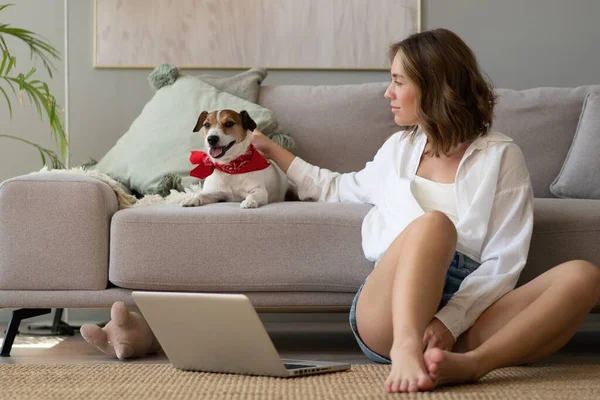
{"left": 1, "top": 363, "right": 599, "bottom": 399}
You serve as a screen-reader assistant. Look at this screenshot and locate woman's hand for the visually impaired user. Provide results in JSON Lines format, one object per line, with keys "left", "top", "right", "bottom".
{"left": 250, "top": 130, "right": 276, "bottom": 158}
{"left": 250, "top": 129, "right": 296, "bottom": 173}
{"left": 422, "top": 317, "right": 455, "bottom": 351}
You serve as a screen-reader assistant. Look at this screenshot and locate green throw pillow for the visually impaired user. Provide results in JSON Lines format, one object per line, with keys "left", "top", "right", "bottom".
{"left": 93, "top": 68, "right": 293, "bottom": 196}
{"left": 148, "top": 65, "right": 267, "bottom": 103}
{"left": 197, "top": 69, "right": 267, "bottom": 103}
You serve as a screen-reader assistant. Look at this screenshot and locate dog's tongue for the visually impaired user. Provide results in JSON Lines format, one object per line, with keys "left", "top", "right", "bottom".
{"left": 209, "top": 147, "right": 223, "bottom": 158}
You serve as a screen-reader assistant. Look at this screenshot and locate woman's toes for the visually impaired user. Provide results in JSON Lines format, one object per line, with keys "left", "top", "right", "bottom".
{"left": 424, "top": 347, "right": 445, "bottom": 372}
{"left": 426, "top": 360, "right": 439, "bottom": 380}
{"left": 429, "top": 369, "right": 438, "bottom": 381}
{"left": 427, "top": 347, "right": 445, "bottom": 363}
{"left": 388, "top": 378, "right": 397, "bottom": 393}
{"left": 408, "top": 379, "right": 419, "bottom": 392}
{"left": 418, "top": 374, "right": 434, "bottom": 391}
{"left": 399, "top": 378, "right": 408, "bottom": 392}
{"left": 428, "top": 361, "right": 438, "bottom": 374}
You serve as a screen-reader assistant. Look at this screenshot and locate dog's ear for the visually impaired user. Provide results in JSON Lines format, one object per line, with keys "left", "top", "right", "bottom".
{"left": 193, "top": 111, "right": 209, "bottom": 132}
{"left": 240, "top": 110, "right": 257, "bottom": 132}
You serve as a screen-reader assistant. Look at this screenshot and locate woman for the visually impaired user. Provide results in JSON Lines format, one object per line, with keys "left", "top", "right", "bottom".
{"left": 250, "top": 28, "right": 600, "bottom": 393}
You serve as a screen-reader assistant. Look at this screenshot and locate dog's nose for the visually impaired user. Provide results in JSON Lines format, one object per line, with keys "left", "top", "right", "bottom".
{"left": 207, "top": 135, "right": 219, "bottom": 146}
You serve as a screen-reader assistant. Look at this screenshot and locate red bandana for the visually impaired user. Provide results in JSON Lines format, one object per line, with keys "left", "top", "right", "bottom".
{"left": 189, "top": 144, "right": 270, "bottom": 179}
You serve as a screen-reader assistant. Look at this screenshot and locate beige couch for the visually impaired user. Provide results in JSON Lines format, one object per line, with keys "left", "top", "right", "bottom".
{"left": 1, "top": 82, "right": 599, "bottom": 355}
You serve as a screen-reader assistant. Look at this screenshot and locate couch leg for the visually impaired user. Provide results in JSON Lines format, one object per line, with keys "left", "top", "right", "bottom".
{"left": 1, "top": 308, "right": 51, "bottom": 357}
{"left": 27, "top": 308, "right": 76, "bottom": 336}
{"left": 50, "top": 308, "right": 75, "bottom": 336}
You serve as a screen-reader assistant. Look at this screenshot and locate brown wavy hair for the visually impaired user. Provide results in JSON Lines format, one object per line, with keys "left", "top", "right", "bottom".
{"left": 389, "top": 29, "right": 496, "bottom": 157}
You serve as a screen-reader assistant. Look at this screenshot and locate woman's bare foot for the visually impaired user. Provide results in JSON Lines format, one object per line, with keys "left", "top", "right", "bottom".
{"left": 424, "top": 348, "right": 483, "bottom": 387}
{"left": 385, "top": 339, "right": 434, "bottom": 393}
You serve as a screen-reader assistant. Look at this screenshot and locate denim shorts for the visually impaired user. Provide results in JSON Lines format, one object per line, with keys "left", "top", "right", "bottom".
{"left": 348, "top": 251, "right": 480, "bottom": 364}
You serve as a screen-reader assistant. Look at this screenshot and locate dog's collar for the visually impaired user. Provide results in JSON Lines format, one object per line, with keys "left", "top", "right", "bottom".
{"left": 189, "top": 144, "right": 270, "bottom": 179}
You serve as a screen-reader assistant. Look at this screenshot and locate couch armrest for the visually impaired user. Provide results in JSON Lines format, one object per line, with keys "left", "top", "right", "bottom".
{"left": 0, "top": 173, "right": 118, "bottom": 290}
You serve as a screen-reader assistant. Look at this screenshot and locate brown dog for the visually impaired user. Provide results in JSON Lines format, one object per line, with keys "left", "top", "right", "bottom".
{"left": 181, "top": 109, "right": 288, "bottom": 208}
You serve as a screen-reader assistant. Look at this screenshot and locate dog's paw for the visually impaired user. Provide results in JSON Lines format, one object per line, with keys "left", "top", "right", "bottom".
{"left": 180, "top": 195, "right": 202, "bottom": 207}
{"left": 240, "top": 199, "right": 258, "bottom": 209}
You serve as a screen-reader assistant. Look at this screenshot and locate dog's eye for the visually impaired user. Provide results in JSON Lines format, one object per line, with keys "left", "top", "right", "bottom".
{"left": 203, "top": 122, "right": 210, "bottom": 128}
{"left": 224, "top": 121, "right": 234, "bottom": 128}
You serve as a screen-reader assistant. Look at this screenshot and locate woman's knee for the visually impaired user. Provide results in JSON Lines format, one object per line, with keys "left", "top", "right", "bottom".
{"left": 412, "top": 211, "right": 457, "bottom": 240}
{"left": 558, "top": 260, "right": 600, "bottom": 301}
{"left": 387, "top": 211, "right": 456, "bottom": 256}
{"left": 407, "top": 211, "right": 458, "bottom": 255}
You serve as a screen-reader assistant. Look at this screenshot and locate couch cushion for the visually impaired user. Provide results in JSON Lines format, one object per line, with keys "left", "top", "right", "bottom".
{"left": 258, "top": 83, "right": 399, "bottom": 174}
{"left": 550, "top": 92, "right": 600, "bottom": 199}
{"left": 493, "top": 85, "right": 600, "bottom": 198}
{"left": 517, "top": 198, "right": 600, "bottom": 288}
{"left": 109, "top": 198, "right": 600, "bottom": 304}
{"left": 109, "top": 202, "right": 375, "bottom": 292}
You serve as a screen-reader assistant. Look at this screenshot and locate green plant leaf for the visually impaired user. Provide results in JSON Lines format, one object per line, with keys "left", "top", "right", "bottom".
{"left": 0, "top": 133, "right": 65, "bottom": 169}
{"left": 5, "top": 54, "right": 15, "bottom": 75}
{"left": 0, "top": 33, "right": 8, "bottom": 53}
{"left": 0, "top": 2, "right": 66, "bottom": 167}
{"left": 1, "top": 77, "right": 16, "bottom": 95}
{"left": 0, "top": 85, "right": 12, "bottom": 117}
{"left": 39, "top": 148, "right": 47, "bottom": 166}
{"left": 23, "top": 66, "right": 35, "bottom": 80}
{"left": 0, "top": 26, "right": 59, "bottom": 77}
{"left": 0, "top": 50, "right": 7, "bottom": 75}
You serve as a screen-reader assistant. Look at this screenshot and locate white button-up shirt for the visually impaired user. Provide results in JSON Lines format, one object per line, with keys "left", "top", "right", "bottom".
{"left": 286, "top": 130, "right": 534, "bottom": 339}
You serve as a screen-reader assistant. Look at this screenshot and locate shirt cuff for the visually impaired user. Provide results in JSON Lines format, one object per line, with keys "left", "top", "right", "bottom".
{"left": 285, "top": 156, "right": 310, "bottom": 187}
{"left": 434, "top": 304, "right": 467, "bottom": 341}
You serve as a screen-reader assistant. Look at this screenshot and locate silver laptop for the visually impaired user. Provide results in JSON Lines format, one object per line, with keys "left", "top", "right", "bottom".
{"left": 132, "top": 291, "right": 351, "bottom": 378}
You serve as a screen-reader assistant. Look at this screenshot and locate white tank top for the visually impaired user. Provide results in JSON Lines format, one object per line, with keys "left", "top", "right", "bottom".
{"left": 411, "top": 175, "right": 459, "bottom": 225}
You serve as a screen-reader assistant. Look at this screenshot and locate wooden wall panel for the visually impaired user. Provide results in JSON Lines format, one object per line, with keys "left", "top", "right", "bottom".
{"left": 95, "top": 0, "right": 420, "bottom": 69}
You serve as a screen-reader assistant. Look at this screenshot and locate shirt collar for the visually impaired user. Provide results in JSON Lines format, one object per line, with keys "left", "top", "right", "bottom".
{"left": 471, "top": 131, "right": 513, "bottom": 150}
{"left": 415, "top": 130, "right": 513, "bottom": 153}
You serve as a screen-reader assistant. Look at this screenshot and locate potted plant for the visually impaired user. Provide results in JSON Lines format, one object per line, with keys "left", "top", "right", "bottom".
{"left": 0, "top": 3, "right": 66, "bottom": 168}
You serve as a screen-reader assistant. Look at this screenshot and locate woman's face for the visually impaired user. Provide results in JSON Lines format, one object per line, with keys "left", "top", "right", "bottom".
{"left": 384, "top": 52, "right": 419, "bottom": 126}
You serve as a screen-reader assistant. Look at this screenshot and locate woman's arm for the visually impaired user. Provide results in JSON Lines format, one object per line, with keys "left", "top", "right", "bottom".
{"left": 435, "top": 146, "right": 535, "bottom": 340}
{"left": 252, "top": 130, "right": 396, "bottom": 204}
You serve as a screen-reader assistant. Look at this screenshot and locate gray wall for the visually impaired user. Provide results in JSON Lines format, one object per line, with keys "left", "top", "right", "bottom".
{"left": 1, "top": 0, "right": 599, "bottom": 323}
{"left": 425, "top": 0, "right": 600, "bottom": 91}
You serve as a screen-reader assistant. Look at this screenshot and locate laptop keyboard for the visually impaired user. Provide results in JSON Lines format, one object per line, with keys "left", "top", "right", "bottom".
{"left": 284, "top": 363, "right": 316, "bottom": 370}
